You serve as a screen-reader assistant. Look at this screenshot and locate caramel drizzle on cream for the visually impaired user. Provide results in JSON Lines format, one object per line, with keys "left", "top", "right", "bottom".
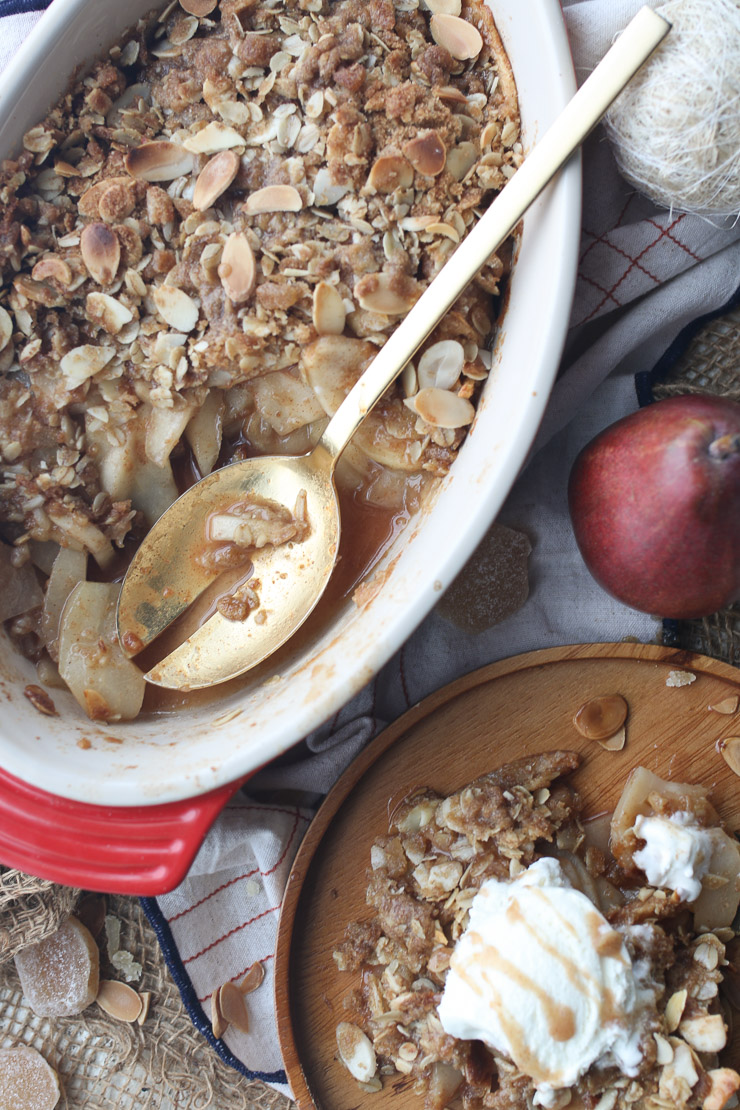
{"left": 451, "top": 887, "right": 632, "bottom": 1085}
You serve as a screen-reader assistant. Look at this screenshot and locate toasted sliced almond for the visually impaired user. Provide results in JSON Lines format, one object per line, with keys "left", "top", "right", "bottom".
{"left": 417, "top": 340, "right": 464, "bottom": 390}
{"left": 136, "top": 991, "right": 152, "bottom": 1025}
{"left": 240, "top": 960, "right": 265, "bottom": 994}
{"left": 403, "top": 131, "right": 446, "bottom": 177}
{"left": 152, "top": 285, "right": 199, "bottom": 331}
{"left": 77, "top": 176, "right": 131, "bottom": 219}
{"left": 355, "top": 272, "right": 418, "bottom": 315}
{"left": 435, "top": 84, "right": 469, "bottom": 104}
{"left": 709, "top": 695, "right": 739, "bottom": 715}
{"left": 218, "top": 981, "right": 250, "bottom": 1033}
{"left": 597, "top": 726, "right": 626, "bottom": 752}
{"left": 97, "top": 979, "right": 143, "bottom": 1022}
{"left": 218, "top": 232, "right": 256, "bottom": 304}
{"left": 193, "top": 150, "right": 240, "bottom": 211}
{"left": 654, "top": 1033, "right": 674, "bottom": 1065}
{"left": 169, "top": 14, "right": 199, "bottom": 44}
{"left": 32, "top": 256, "right": 72, "bottom": 286}
{"left": 80, "top": 222, "right": 121, "bottom": 285}
{"left": 86, "top": 292, "right": 134, "bottom": 335}
{"left": 426, "top": 221, "right": 460, "bottom": 242}
{"left": 430, "top": 13, "right": 483, "bottom": 59}
{"left": 424, "top": 0, "right": 462, "bottom": 12}
{"left": 336, "top": 1022, "right": 377, "bottom": 1083}
{"left": 573, "top": 694, "right": 628, "bottom": 740}
{"left": 179, "top": 0, "right": 217, "bottom": 12}
{"left": 312, "top": 167, "right": 350, "bottom": 206}
{"left": 366, "top": 154, "right": 414, "bottom": 194}
{"left": 0, "top": 306, "right": 13, "bottom": 352}
{"left": 405, "top": 387, "right": 474, "bottom": 429}
{"left": 313, "top": 282, "right": 346, "bottom": 336}
{"left": 717, "top": 736, "right": 740, "bottom": 776}
{"left": 664, "top": 988, "right": 687, "bottom": 1032}
{"left": 703, "top": 1068, "right": 740, "bottom": 1110}
{"left": 211, "top": 988, "right": 227, "bottom": 1039}
{"left": 60, "top": 345, "right": 115, "bottom": 386}
{"left": 242, "top": 184, "right": 303, "bottom": 215}
{"left": 125, "top": 140, "right": 194, "bottom": 181}
{"left": 400, "top": 215, "right": 438, "bottom": 232}
{"left": 679, "top": 1013, "right": 727, "bottom": 1053}
{"left": 183, "top": 122, "right": 245, "bottom": 154}
{"left": 446, "top": 140, "right": 478, "bottom": 181}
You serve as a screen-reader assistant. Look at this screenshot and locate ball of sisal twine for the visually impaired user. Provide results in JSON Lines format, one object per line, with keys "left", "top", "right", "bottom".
{"left": 604, "top": 0, "right": 740, "bottom": 218}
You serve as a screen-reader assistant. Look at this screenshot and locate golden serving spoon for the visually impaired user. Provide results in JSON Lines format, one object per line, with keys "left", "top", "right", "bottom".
{"left": 117, "top": 7, "right": 670, "bottom": 690}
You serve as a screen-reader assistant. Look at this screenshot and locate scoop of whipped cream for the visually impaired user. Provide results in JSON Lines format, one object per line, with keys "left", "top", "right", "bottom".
{"left": 632, "top": 811, "right": 716, "bottom": 901}
{"left": 437, "top": 857, "right": 653, "bottom": 1095}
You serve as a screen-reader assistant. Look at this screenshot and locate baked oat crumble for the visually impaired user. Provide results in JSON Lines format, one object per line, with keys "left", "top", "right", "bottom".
{"left": 334, "top": 753, "right": 740, "bottom": 1110}
{"left": 0, "top": 0, "right": 521, "bottom": 719}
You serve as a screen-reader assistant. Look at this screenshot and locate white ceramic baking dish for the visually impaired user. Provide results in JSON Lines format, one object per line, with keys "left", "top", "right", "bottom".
{"left": 0, "top": 0, "right": 579, "bottom": 892}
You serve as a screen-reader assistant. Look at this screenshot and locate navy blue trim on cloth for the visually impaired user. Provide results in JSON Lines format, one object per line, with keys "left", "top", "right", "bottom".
{"left": 0, "top": 0, "right": 50, "bottom": 15}
{"left": 634, "top": 278, "right": 740, "bottom": 641}
{"left": 140, "top": 896, "right": 289, "bottom": 1087}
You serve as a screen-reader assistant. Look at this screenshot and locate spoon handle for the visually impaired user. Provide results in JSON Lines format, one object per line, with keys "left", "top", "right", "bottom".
{"left": 313, "top": 5, "right": 670, "bottom": 468}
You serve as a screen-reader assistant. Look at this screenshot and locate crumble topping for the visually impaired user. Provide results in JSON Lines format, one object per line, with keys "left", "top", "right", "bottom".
{"left": 334, "top": 753, "right": 740, "bottom": 1110}
{"left": 0, "top": 0, "right": 521, "bottom": 718}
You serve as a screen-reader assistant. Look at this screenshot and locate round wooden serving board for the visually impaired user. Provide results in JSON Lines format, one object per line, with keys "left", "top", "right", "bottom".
{"left": 275, "top": 643, "right": 740, "bottom": 1110}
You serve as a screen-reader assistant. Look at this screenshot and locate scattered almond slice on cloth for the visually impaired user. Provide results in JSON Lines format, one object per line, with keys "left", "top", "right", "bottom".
{"left": 14, "top": 914, "right": 99, "bottom": 1017}
{"left": 0, "top": 1045, "right": 60, "bottom": 1110}
{"left": 97, "top": 979, "right": 143, "bottom": 1022}
{"left": 436, "top": 522, "right": 531, "bottom": 633}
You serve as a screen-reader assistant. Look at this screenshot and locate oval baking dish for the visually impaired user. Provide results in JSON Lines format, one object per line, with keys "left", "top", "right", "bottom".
{"left": 0, "top": 0, "right": 579, "bottom": 892}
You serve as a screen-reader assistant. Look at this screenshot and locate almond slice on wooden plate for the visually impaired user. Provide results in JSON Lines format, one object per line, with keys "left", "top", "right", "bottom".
{"left": 312, "top": 282, "right": 346, "bottom": 336}
{"left": 152, "top": 285, "right": 199, "bottom": 331}
{"left": 709, "top": 695, "right": 739, "bottom": 715}
{"left": 97, "top": 979, "right": 143, "bottom": 1022}
{"left": 366, "top": 154, "right": 414, "bottom": 194}
{"left": 192, "top": 150, "right": 240, "bottom": 211}
{"left": 403, "top": 131, "right": 446, "bottom": 177}
{"left": 717, "top": 736, "right": 740, "bottom": 776}
{"left": 405, "top": 387, "right": 475, "bottom": 428}
{"left": 597, "top": 726, "right": 626, "bottom": 752}
{"left": 239, "top": 960, "right": 265, "bottom": 994}
{"left": 336, "top": 1021, "right": 377, "bottom": 1083}
{"left": 125, "top": 140, "right": 194, "bottom": 182}
{"left": 218, "top": 232, "right": 256, "bottom": 304}
{"left": 80, "top": 222, "right": 121, "bottom": 285}
{"left": 242, "top": 184, "right": 303, "bottom": 215}
{"left": 430, "top": 13, "right": 483, "bottom": 60}
{"left": 573, "top": 694, "right": 628, "bottom": 740}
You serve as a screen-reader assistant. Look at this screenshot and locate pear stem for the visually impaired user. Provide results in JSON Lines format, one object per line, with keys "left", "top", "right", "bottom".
{"left": 708, "top": 433, "right": 740, "bottom": 459}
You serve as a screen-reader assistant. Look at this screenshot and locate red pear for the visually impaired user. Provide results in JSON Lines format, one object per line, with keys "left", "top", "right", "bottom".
{"left": 568, "top": 395, "right": 740, "bottom": 619}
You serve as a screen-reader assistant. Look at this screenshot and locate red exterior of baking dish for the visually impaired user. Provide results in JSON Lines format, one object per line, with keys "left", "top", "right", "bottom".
{"left": 0, "top": 766, "right": 247, "bottom": 895}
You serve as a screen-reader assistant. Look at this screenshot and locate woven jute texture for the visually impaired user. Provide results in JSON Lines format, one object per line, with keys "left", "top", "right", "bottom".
{"left": 1, "top": 306, "right": 738, "bottom": 1109}
{"left": 0, "top": 879, "right": 292, "bottom": 1110}
{"left": 652, "top": 301, "right": 740, "bottom": 664}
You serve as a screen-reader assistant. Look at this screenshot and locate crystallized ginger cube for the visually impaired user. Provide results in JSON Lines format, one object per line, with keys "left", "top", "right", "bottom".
{"left": 14, "top": 914, "right": 99, "bottom": 1017}
{"left": 0, "top": 1044, "right": 60, "bottom": 1110}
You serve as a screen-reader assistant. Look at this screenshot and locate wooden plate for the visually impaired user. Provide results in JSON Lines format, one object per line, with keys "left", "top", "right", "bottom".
{"left": 275, "top": 643, "right": 740, "bottom": 1109}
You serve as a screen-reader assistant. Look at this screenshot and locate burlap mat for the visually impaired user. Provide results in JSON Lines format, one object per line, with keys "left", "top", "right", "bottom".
{"left": 0, "top": 877, "right": 292, "bottom": 1110}
{"left": 1, "top": 305, "right": 738, "bottom": 1109}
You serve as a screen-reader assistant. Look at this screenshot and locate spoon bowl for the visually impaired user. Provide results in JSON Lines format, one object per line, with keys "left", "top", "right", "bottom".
{"left": 118, "top": 6, "right": 671, "bottom": 690}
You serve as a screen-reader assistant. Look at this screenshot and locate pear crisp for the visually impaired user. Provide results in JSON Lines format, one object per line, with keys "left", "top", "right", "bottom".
{"left": 333, "top": 753, "right": 740, "bottom": 1110}
{"left": 0, "top": 0, "right": 521, "bottom": 721}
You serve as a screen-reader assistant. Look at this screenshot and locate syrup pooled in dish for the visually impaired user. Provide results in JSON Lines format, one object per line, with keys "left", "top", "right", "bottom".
{"left": 333, "top": 754, "right": 740, "bottom": 1110}
{"left": 0, "top": 0, "right": 521, "bottom": 721}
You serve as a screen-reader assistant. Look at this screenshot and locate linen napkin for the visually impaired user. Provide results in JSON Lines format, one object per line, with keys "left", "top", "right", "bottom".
{"left": 2, "top": 0, "right": 740, "bottom": 1095}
